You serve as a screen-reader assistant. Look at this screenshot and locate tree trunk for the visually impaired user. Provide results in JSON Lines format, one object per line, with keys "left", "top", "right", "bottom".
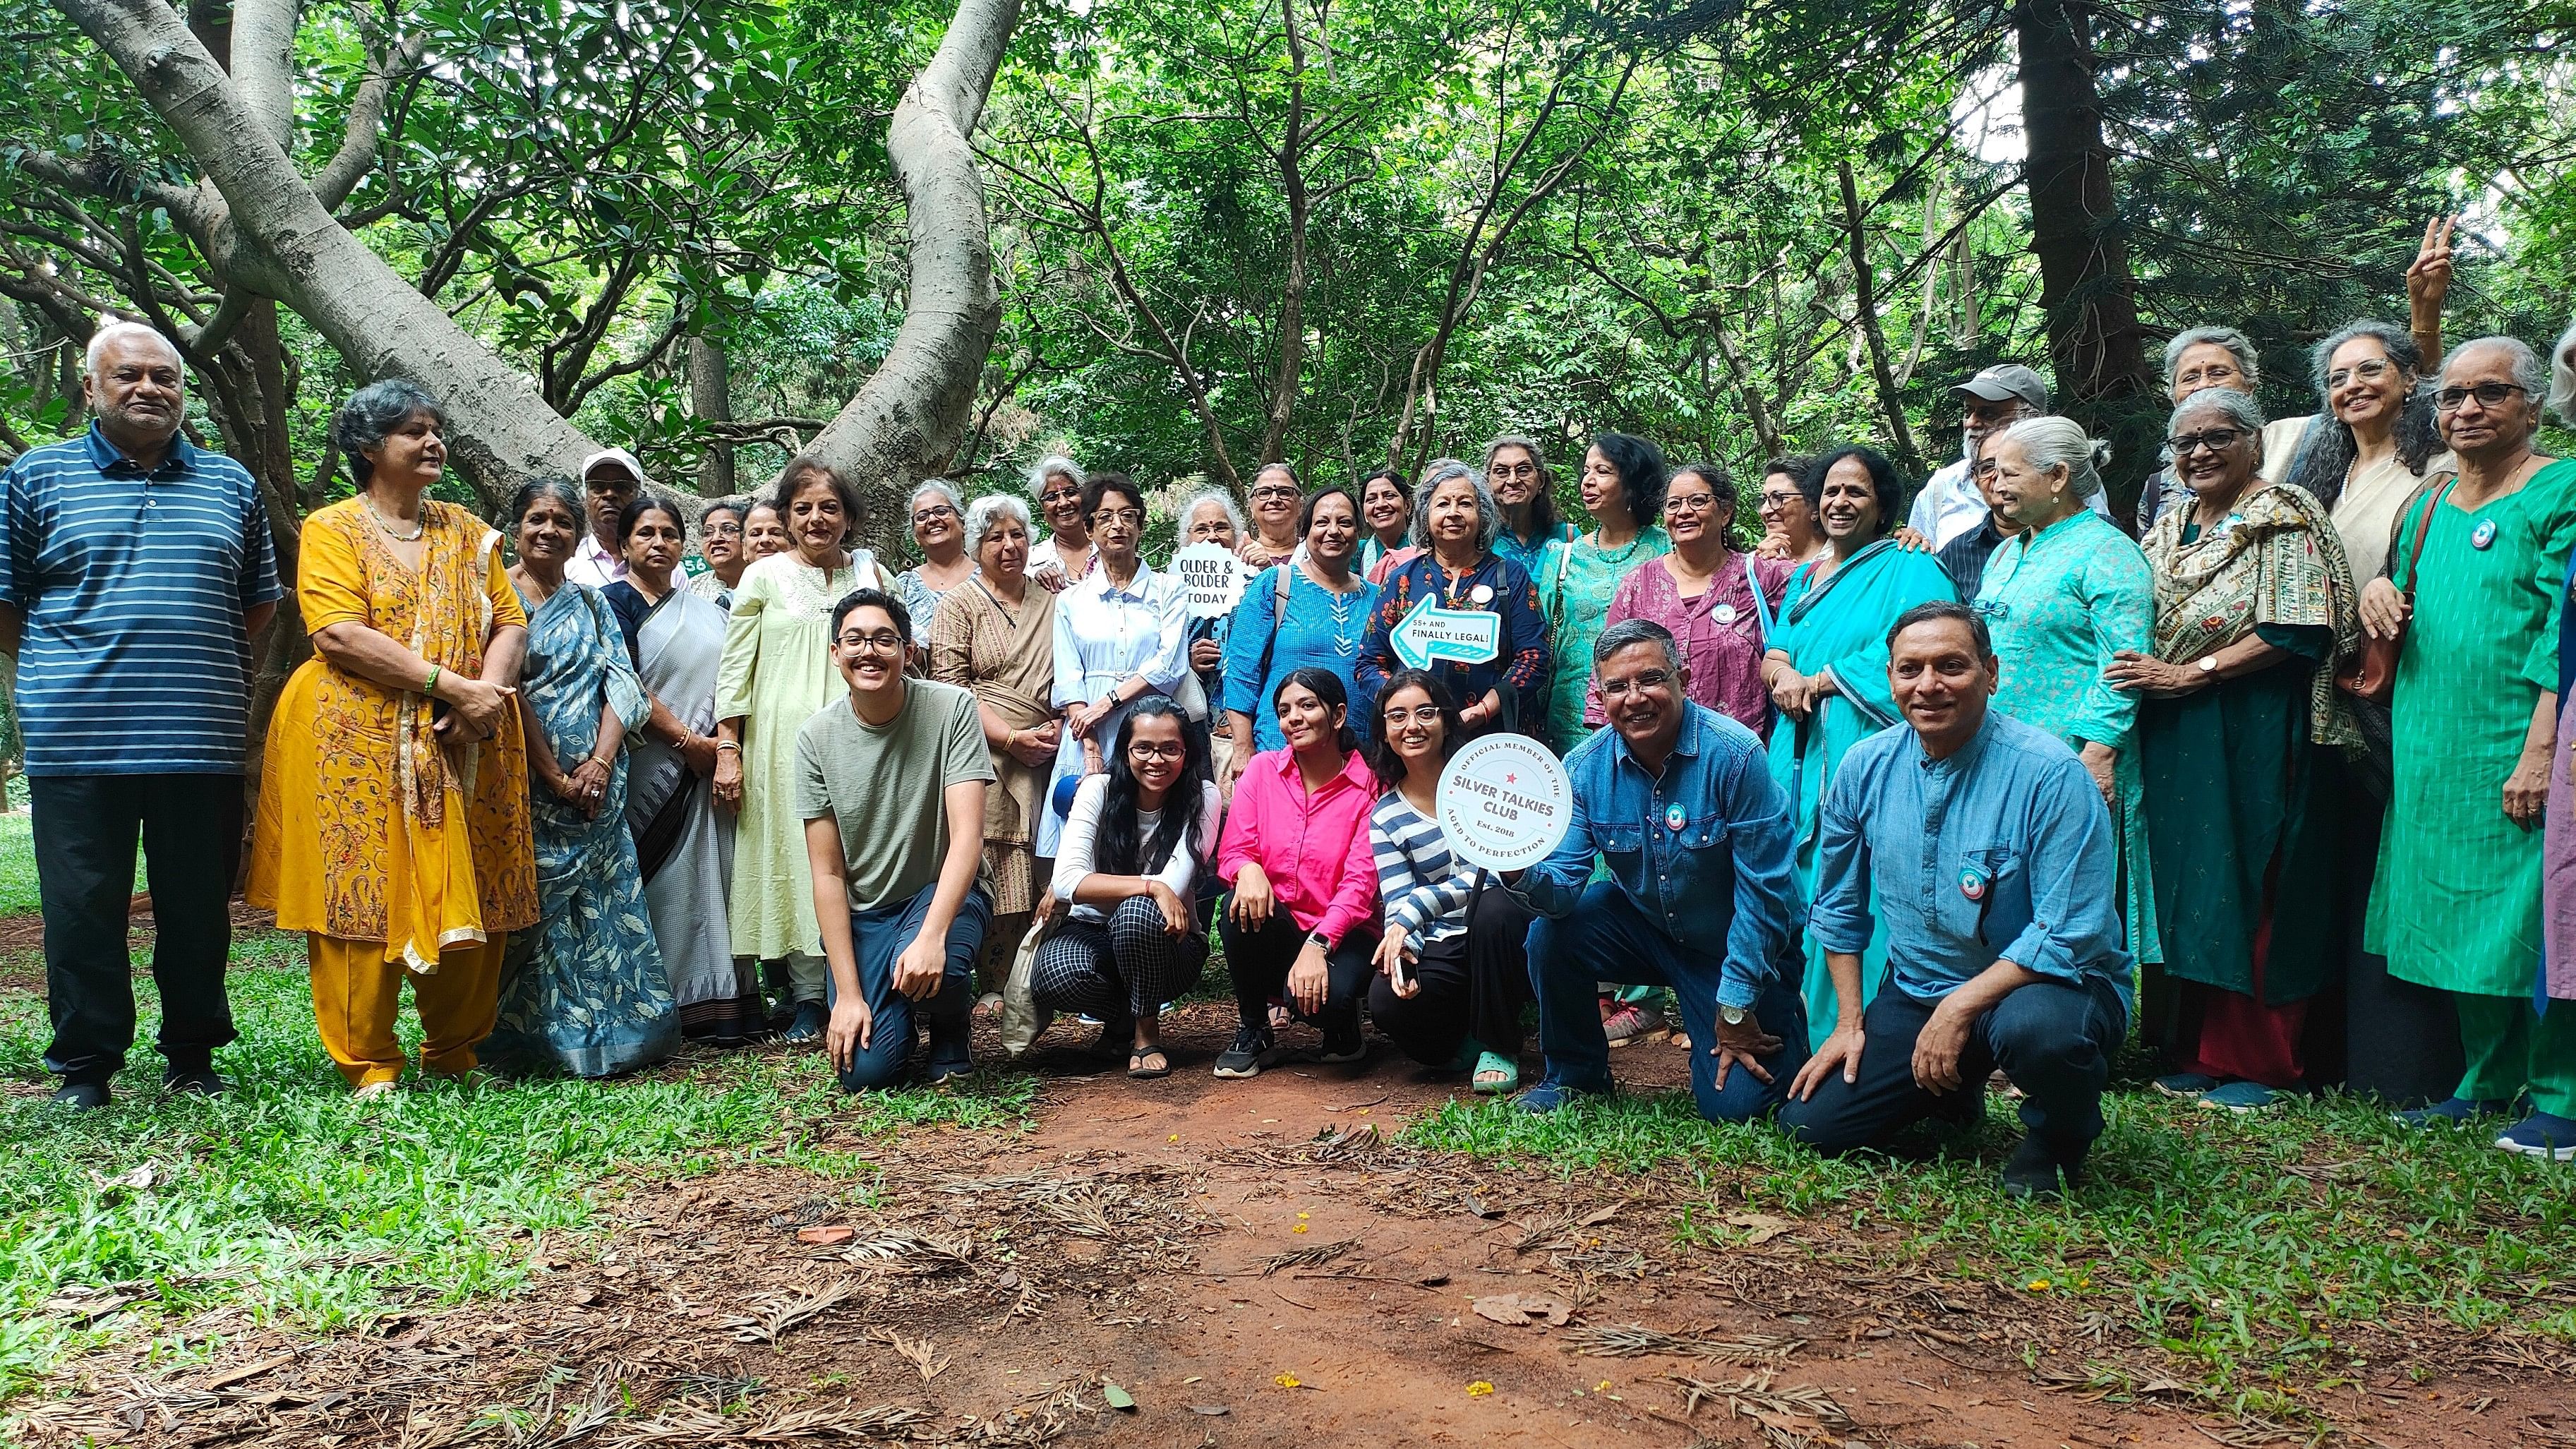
{"left": 1255, "top": 0, "right": 1313, "bottom": 469}
{"left": 800, "top": 0, "right": 1023, "bottom": 555}
{"left": 688, "top": 332, "right": 737, "bottom": 496}
{"left": 1836, "top": 162, "right": 1925, "bottom": 476}
{"left": 2016, "top": 0, "right": 2157, "bottom": 503}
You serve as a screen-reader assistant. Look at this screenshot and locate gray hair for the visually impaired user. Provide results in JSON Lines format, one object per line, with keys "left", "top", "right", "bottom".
{"left": 2169, "top": 387, "right": 2267, "bottom": 439}
{"left": 507, "top": 472, "right": 584, "bottom": 526}
{"left": 85, "top": 319, "right": 181, "bottom": 376}
{"left": 1481, "top": 433, "right": 1550, "bottom": 481}
{"left": 702, "top": 495, "right": 752, "bottom": 527}
{"left": 964, "top": 493, "right": 1032, "bottom": 548}
{"left": 908, "top": 479, "right": 965, "bottom": 522}
{"left": 2445, "top": 335, "right": 2549, "bottom": 402}
{"left": 1409, "top": 459, "right": 1501, "bottom": 553}
{"left": 1995, "top": 416, "right": 2108, "bottom": 501}
{"left": 2553, "top": 319, "right": 2576, "bottom": 428}
{"left": 2281, "top": 320, "right": 2444, "bottom": 507}
{"left": 1886, "top": 599, "right": 1994, "bottom": 658}
{"left": 1026, "top": 455, "right": 1084, "bottom": 500}
{"left": 332, "top": 379, "right": 447, "bottom": 486}
{"left": 1179, "top": 486, "right": 1246, "bottom": 536}
{"left": 1592, "top": 617, "right": 1683, "bottom": 674}
{"left": 2162, "top": 326, "right": 2261, "bottom": 393}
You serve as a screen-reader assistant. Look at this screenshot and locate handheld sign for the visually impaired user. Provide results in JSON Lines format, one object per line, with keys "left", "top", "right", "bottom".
{"left": 1436, "top": 733, "right": 1573, "bottom": 873}
{"left": 1169, "top": 540, "right": 1249, "bottom": 620}
{"left": 1390, "top": 591, "right": 1503, "bottom": 670}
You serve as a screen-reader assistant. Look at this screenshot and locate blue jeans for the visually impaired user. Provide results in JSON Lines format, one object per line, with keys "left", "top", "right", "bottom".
{"left": 1528, "top": 882, "right": 1808, "bottom": 1122}
{"left": 827, "top": 882, "right": 990, "bottom": 1091}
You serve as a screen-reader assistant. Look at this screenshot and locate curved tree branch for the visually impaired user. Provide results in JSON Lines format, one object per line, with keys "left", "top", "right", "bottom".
{"left": 311, "top": 32, "right": 428, "bottom": 212}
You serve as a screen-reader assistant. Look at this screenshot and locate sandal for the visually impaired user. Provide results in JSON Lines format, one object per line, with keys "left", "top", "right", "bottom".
{"left": 1471, "top": 1050, "right": 1518, "bottom": 1095}
{"left": 1128, "top": 1047, "right": 1172, "bottom": 1079}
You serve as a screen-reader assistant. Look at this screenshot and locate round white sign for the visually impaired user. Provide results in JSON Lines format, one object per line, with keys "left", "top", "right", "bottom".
{"left": 1436, "top": 733, "right": 1574, "bottom": 873}
{"left": 1169, "top": 540, "right": 1248, "bottom": 619}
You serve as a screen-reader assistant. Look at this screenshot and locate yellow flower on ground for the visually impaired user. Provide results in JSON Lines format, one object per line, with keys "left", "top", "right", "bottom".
{"left": 1275, "top": 1373, "right": 1302, "bottom": 1389}
{"left": 1467, "top": 1381, "right": 1495, "bottom": 1397}
{"left": 2027, "top": 1278, "right": 2052, "bottom": 1292}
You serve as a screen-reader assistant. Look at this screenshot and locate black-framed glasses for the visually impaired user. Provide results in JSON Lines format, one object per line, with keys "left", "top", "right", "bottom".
{"left": 1489, "top": 462, "right": 1539, "bottom": 480}
{"left": 2172, "top": 360, "right": 2243, "bottom": 388}
{"left": 836, "top": 630, "right": 906, "bottom": 654}
{"left": 913, "top": 504, "right": 959, "bottom": 523}
{"left": 2324, "top": 358, "right": 2396, "bottom": 390}
{"left": 1598, "top": 668, "right": 1675, "bottom": 701}
{"left": 1665, "top": 491, "right": 1721, "bottom": 512}
{"left": 1251, "top": 485, "right": 1299, "bottom": 501}
{"left": 704, "top": 521, "right": 743, "bottom": 538}
{"left": 2436, "top": 382, "right": 2528, "bottom": 413}
{"left": 1126, "top": 740, "right": 1186, "bottom": 762}
{"left": 2166, "top": 427, "right": 2246, "bottom": 456}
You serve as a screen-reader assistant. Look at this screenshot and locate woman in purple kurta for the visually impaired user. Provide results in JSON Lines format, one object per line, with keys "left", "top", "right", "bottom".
{"left": 1594, "top": 462, "right": 1790, "bottom": 739}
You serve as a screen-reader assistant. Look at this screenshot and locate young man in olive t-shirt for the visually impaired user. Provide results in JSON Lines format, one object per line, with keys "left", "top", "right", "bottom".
{"left": 793, "top": 589, "right": 994, "bottom": 1089}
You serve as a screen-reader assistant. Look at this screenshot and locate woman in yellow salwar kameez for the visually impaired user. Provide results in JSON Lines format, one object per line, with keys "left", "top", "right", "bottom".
{"left": 249, "top": 381, "right": 538, "bottom": 1095}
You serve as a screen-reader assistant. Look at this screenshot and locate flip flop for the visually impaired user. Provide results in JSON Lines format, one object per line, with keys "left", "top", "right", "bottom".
{"left": 1128, "top": 1047, "right": 1172, "bottom": 1079}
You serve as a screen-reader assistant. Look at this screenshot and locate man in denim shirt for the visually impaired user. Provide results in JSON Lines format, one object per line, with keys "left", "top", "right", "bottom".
{"left": 1781, "top": 601, "right": 2133, "bottom": 1198}
{"left": 1508, "top": 618, "right": 1807, "bottom": 1120}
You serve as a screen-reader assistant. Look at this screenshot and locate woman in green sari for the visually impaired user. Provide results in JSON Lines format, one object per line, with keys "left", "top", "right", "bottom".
{"left": 1762, "top": 446, "right": 1958, "bottom": 1045}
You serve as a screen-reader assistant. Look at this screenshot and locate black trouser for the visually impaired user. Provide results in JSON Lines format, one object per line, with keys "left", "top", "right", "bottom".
{"left": 1219, "top": 907, "right": 1373, "bottom": 1036}
{"left": 1367, "top": 879, "right": 1533, "bottom": 1066}
{"left": 1778, "top": 975, "right": 2127, "bottom": 1160}
{"left": 33, "top": 774, "right": 244, "bottom": 1083}
{"left": 1033, "top": 896, "right": 1210, "bottom": 1025}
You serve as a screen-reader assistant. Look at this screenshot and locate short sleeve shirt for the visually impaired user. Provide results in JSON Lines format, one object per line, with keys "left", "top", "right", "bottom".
{"left": 0, "top": 426, "right": 282, "bottom": 775}
{"left": 790, "top": 678, "right": 996, "bottom": 910}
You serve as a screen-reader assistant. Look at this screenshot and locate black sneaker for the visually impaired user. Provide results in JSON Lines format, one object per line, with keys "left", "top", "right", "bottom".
{"left": 164, "top": 1064, "right": 229, "bottom": 1098}
{"left": 49, "top": 1079, "right": 110, "bottom": 1110}
{"left": 1999, "top": 1134, "right": 2082, "bottom": 1200}
{"left": 926, "top": 1023, "right": 975, "bottom": 1084}
{"left": 778, "top": 1001, "right": 829, "bottom": 1045}
{"left": 1310, "top": 1026, "right": 1366, "bottom": 1065}
{"left": 1212, "top": 1026, "right": 1273, "bottom": 1079}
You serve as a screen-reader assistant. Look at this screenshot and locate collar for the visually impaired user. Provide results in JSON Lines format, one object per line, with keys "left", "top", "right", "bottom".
{"left": 83, "top": 421, "right": 193, "bottom": 476}
{"left": 1087, "top": 559, "right": 1157, "bottom": 601}
{"left": 1609, "top": 702, "right": 1707, "bottom": 778}
{"left": 578, "top": 534, "right": 618, "bottom": 560}
{"left": 1913, "top": 709, "right": 1998, "bottom": 772}
{"left": 1267, "top": 746, "right": 1373, "bottom": 795}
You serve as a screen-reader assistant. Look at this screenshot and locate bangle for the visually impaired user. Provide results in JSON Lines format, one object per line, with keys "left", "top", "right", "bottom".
{"left": 424, "top": 664, "right": 440, "bottom": 695}
{"left": 715, "top": 740, "right": 741, "bottom": 753}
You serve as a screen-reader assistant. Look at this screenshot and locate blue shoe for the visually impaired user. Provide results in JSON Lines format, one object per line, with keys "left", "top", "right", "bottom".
{"left": 2496, "top": 1113, "right": 2576, "bottom": 1161}
{"left": 2152, "top": 1072, "right": 2219, "bottom": 1098}
{"left": 2393, "top": 1096, "right": 2514, "bottom": 1129}
{"left": 1512, "top": 1078, "right": 1607, "bottom": 1114}
{"left": 2199, "top": 1081, "right": 2282, "bottom": 1113}
{"left": 925, "top": 1024, "right": 975, "bottom": 1084}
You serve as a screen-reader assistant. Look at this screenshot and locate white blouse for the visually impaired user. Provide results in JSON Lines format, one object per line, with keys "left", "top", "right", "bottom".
{"left": 1052, "top": 776, "right": 1222, "bottom": 924}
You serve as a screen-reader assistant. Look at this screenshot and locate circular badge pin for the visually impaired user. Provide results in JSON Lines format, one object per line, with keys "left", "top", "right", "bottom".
{"left": 1469, "top": 584, "right": 1494, "bottom": 606}
{"left": 1665, "top": 802, "right": 1687, "bottom": 832}
{"left": 2472, "top": 519, "right": 2498, "bottom": 551}
{"left": 1958, "top": 866, "right": 1989, "bottom": 902}
{"left": 1713, "top": 603, "right": 1738, "bottom": 626}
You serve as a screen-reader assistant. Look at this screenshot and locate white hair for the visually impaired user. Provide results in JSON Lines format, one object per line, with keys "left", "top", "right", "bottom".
{"left": 1026, "top": 455, "right": 1084, "bottom": 501}
{"left": 2551, "top": 318, "right": 2576, "bottom": 429}
{"left": 909, "top": 479, "right": 965, "bottom": 519}
{"left": 1179, "top": 486, "right": 1245, "bottom": 536}
{"left": 2169, "top": 387, "right": 2266, "bottom": 438}
{"left": 2162, "top": 325, "right": 2261, "bottom": 392}
{"left": 1996, "top": 416, "right": 2109, "bottom": 501}
{"left": 86, "top": 320, "right": 181, "bottom": 375}
{"left": 964, "top": 493, "right": 1032, "bottom": 547}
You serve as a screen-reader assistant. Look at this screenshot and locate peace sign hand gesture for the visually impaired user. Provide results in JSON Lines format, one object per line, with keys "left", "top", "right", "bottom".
{"left": 2406, "top": 215, "right": 2455, "bottom": 318}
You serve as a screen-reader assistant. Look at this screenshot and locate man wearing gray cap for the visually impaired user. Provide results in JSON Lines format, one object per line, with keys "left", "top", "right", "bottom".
{"left": 1907, "top": 364, "right": 2109, "bottom": 551}
{"left": 567, "top": 447, "right": 648, "bottom": 588}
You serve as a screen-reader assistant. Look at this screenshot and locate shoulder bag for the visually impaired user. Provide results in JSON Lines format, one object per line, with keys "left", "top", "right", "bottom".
{"left": 2338, "top": 476, "right": 2455, "bottom": 703}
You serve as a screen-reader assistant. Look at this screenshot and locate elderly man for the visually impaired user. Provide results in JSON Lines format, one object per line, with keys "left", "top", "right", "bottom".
{"left": 1909, "top": 365, "right": 2107, "bottom": 548}
{"left": 1778, "top": 601, "right": 2132, "bottom": 1197}
{"left": 0, "top": 322, "right": 282, "bottom": 1108}
{"left": 565, "top": 447, "right": 648, "bottom": 587}
{"left": 1508, "top": 618, "right": 1808, "bottom": 1122}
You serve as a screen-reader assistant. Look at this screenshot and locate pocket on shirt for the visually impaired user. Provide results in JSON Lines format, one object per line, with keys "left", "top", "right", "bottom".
{"left": 1596, "top": 823, "right": 1645, "bottom": 862}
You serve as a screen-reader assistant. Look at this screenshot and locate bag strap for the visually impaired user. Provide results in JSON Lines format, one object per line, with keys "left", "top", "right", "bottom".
{"left": 1253, "top": 563, "right": 1292, "bottom": 691}
{"left": 1743, "top": 552, "right": 1776, "bottom": 639}
{"left": 2397, "top": 476, "right": 2457, "bottom": 598}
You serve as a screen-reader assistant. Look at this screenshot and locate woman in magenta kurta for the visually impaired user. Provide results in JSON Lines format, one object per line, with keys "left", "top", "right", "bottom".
{"left": 1597, "top": 462, "right": 1790, "bottom": 739}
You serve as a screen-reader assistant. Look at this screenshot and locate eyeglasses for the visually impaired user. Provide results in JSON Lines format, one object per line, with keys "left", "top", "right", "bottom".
{"left": 704, "top": 522, "right": 742, "bottom": 538}
{"left": 1489, "top": 462, "right": 1538, "bottom": 480}
{"left": 1382, "top": 704, "right": 1445, "bottom": 728}
{"left": 1040, "top": 488, "right": 1083, "bottom": 505}
{"left": 2324, "top": 358, "right": 2395, "bottom": 390}
{"left": 1092, "top": 507, "right": 1144, "bottom": 527}
{"left": 2172, "top": 361, "right": 2242, "bottom": 388}
{"left": 913, "top": 504, "right": 958, "bottom": 523}
{"left": 1126, "top": 740, "right": 1186, "bottom": 762}
{"left": 1598, "top": 668, "right": 1674, "bottom": 701}
{"left": 2436, "top": 382, "right": 2529, "bottom": 413}
{"left": 1666, "top": 491, "right": 1720, "bottom": 512}
{"left": 836, "top": 631, "right": 906, "bottom": 654}
{"left": 1251, "top": 485, "right": 1299, "bottom": 501}
{"left": 2165, "top": 428, "right": 2246, "bottom": 456}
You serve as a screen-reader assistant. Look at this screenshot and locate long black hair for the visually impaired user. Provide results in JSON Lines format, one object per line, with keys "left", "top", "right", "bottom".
{"left": 1364, "top": 669, "right": 1464, "bottom": 788}
{"left": 1097, "top": 695, "right": 1209, "bottom": 877}
{"left": 1273, "top": 666, "right": 1361, "bottom": 756}
{"left": 2280, "top": 319, "right": 2445, "bottom": 510}
{"left": 1589, "top": 432, "right": 1671, "bottom": 525}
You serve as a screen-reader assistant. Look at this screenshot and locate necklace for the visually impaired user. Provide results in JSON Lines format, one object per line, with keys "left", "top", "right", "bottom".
{"left": 365, "top": 494, "right": 426, "bottom": 542}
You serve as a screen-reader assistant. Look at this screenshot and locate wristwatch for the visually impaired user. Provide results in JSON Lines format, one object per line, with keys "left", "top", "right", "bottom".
{"left": 1720, "top": 1004, "right": 1748, "bottom": 1026}
{"left": 2197, "top": 656, "right": 2218, "bottom": 676}
{"left": 1306, "top": 930, "right": 1331, "bottom": 951}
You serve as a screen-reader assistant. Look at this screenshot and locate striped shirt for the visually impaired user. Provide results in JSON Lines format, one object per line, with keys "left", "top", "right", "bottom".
{"left": 1370, "top": 791, "right": 1478, "bottom": 944}
{"left": 0, "top": 425, "right": 282, "bottom": 776}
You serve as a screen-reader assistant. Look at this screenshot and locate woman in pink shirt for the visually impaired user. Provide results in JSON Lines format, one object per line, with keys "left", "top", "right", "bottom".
{"left": 1213, "top": 668, "right": 1381, "bottom": 1078}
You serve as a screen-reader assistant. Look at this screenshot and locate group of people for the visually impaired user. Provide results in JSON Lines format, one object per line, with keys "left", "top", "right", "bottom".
{"left": 12, "top": 258, "right": 2576, "bottom": 1196}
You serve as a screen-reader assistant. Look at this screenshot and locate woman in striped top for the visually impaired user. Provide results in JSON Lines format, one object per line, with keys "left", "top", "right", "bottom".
{"left": 1364, "top": 670, "right": 1537, "bottom": 1093}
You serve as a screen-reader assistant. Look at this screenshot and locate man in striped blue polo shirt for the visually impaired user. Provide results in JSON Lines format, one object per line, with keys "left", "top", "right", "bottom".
{"left": 0, "top": 322, "right": 282, "bottom": 1109}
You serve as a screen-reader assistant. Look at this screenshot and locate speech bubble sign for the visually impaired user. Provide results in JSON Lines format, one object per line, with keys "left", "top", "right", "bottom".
{"left": 1436, "top": 732, "right": 1573, "bottom": 873}
{"left": 1169, "top": 540, "right": 1249, "bottom": 619}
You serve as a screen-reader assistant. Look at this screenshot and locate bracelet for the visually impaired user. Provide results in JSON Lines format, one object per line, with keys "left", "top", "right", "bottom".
{"left": 424, "top": 664, "right": 440, "bottom": 695}
{"left": 715, "top": 740, "right": 741, "bottom": 753}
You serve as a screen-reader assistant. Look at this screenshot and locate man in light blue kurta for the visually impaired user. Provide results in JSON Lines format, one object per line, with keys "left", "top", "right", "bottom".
{"left": 1780, "top": 601, "right": 2133, "bottom": 1198}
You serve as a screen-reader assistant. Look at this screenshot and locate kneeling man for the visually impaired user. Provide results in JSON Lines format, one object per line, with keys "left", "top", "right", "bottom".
{"left": 1511, "top": 619, "right": 1807, "bottom": 1120}
{"left": 798, "top": 589, "right": 994, "bottom": 1089}
{"left": 1780, "top": 601, "right": 2131, "bottom": 1197}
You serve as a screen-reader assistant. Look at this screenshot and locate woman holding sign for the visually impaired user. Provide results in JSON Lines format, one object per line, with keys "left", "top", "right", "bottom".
{"left": 1356, "top": 464, "right": 1548, "bottom": 741}
{"left": 1364, "top": 671, "right": 1536, "bottom": 1093}
{"left": 1221, "top": 486, "right": 1381, "bottom": 783}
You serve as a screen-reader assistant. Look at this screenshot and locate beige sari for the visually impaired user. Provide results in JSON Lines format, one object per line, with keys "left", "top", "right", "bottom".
{"left": 929, "top": 577, "right": 1057, "bottom": 913}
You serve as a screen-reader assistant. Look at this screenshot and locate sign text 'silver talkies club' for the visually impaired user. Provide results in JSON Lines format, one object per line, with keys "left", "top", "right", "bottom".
{"left": 1436, "top": 733, "right": 1572, "bottom": 873}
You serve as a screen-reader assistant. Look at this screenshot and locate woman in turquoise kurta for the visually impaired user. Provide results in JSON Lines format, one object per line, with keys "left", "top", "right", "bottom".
{"left": 1762, "top": 446, "right": 1957, "bottom": 1046}
{"left": 1536, "top": 433, "right": 1671, "bottom": 754}
{"left": 1975, "top": 420, "right": 2160, "bottom": 967}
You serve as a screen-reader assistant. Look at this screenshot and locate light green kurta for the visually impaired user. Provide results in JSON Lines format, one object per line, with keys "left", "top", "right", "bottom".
{"left": 1535, "top": 525, "right": 1669, "bottom": 754}
{"left": 1979, "top": 510, "right": 2161, "bottom": 965}
{"left": 712, "top": 551, "right": 878, "bottom": 961}
{"left": 2366, "top": 459, "right": 2576, "bottom": 997}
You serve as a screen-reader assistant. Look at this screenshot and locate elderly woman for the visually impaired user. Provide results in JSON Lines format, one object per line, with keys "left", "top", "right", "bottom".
{"left": 690, "top": 498, "right": 750, "bottom": 608}
{"left": 1044, "top": 473, "right": 1188, "bottom": 858}
{"left": 1239, "top": 462, "right": 1305, "bottom": 568}
{"left": 604, "top": 496, "right": 755, "bottom": 1043}
{"left": 483, "top": 479, "right": 674, "bottom": 1078}
{"left": 1177, "top": 488, "right": 1246, "bottom": 769}
{"left": 1026, "top": 455, "right": 1094, "bottom": 591}
{"left": 248, "top": 380, "right": 536, "bottom": 1095}
{"left": 929, "top": 495, "right": 1060, "bottom": 978}
{"left": 1356, "top": 462, "right": 1548, "bottom": 740}
{"left": 2369, "top": 337, "right": 2576, "bottom": 1152}
{"left": 713, "top": 456, "right": 890, "bottom": 1042}
{"left": 1602, "top": 462, "right": 1790, "bottom": 739}
{"left": 1358, "top": 467, "right": 1413, "bottom": 577}
{"left": 1755, "top": 456, "right": 1827, "bottom": 565}
{"left": 2280, "top": 321, "right": 2452, "bottom": 583}
{"left": 1222, "top": 485, "right": 1380, "bottom": 778}
{"left": 1978, "top": 419, "right": 2160, "bottom": 967}
{"left": 894, "top": 481, "right": 977, "bottom": 635}
{"left": 1536, "top": 433, "right": 1672, "bottom": 754}
{"left": 1761, "top": 446, "right": 1957, "bottom": 1043}
{"left": 2111, "top": 390, "right": 2361, "bottom": 1110}
{"left": 742, "top": 500, "right": 789, "bottom": 561}
{"left": 1485, "top": 435, "right": 1577, "bottom": 578}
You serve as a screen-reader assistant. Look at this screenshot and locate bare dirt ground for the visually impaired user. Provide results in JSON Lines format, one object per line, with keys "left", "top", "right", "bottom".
{"left": 16, "top": 999, "right": 2573, "bottom": 1449}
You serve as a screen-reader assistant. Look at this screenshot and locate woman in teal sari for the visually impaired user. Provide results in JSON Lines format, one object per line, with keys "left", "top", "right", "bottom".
{"left": 486, "top": 477, "right": 678, "bottom": 1078}
{"left": 1761, "top": 446, "right": 1958, "bottom": 1046}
